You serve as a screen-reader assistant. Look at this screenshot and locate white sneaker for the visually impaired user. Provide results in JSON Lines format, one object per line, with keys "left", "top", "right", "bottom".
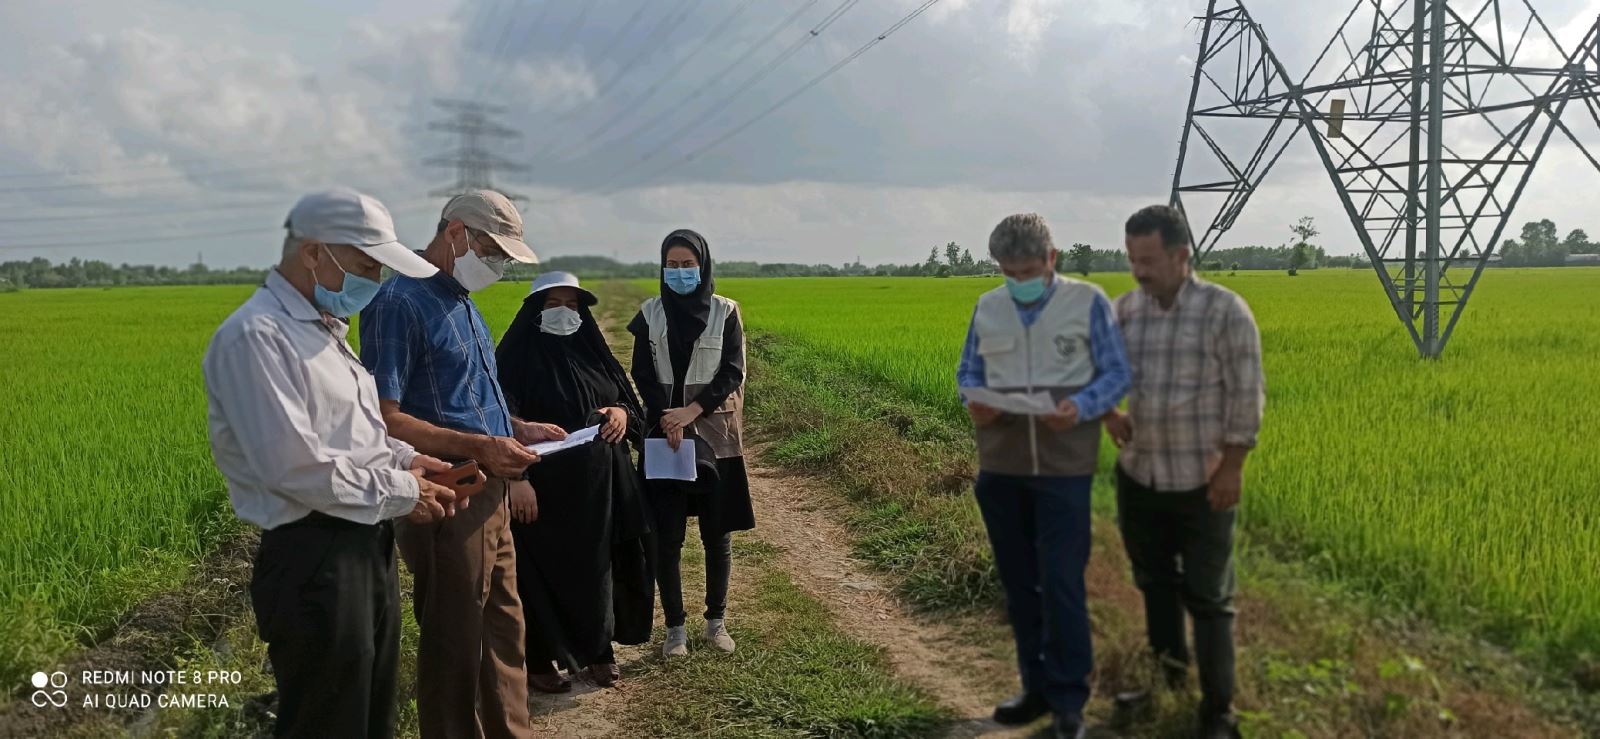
{"left": 704, "top": 619, "right": 736, "bottom": 653}
{"left": 662, "top": 626, "right": 689, "bottom": 658}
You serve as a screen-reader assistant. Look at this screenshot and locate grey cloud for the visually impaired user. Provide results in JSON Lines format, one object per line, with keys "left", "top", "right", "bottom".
{"left": 5, "top": 0, "right": 1600, "bottom": 267}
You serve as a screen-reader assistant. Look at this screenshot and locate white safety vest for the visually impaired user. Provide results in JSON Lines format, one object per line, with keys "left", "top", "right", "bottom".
{"left": 973, "top": 276, "right": 1099, "bottom": 391}
{"left": 641, "top": 295, "right": 735, "bottom": 396}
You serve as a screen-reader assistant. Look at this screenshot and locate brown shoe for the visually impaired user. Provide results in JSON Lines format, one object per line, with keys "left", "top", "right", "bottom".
{"left": 528, "top": 671, "right": 572, "bottom": 694}
{"left": 585, "top": 663, "right": 621, "bottom": 687}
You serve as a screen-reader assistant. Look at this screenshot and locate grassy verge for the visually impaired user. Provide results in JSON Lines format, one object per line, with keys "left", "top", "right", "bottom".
{"left": 619, "top": 536, "right": 948, "bottom": 738}
{"left": 144, "top": 532, "right": 947, "bottom": 739}
{"left": 0, "top": 523, "right": 261, "bottom": 738}
{"left": 741, "top": 327, "right": 1598, "bottom": 736}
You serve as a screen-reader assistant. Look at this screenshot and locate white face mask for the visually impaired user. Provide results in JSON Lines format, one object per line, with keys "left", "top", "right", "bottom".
{"left": 539, "top": 306, "right": 583, "bottom": 336}
{"left": 453, "top": 228, "right": 508, "bottom": 292}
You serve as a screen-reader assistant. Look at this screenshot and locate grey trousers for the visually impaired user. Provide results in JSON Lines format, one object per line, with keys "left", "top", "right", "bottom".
{"left": 1115, "top": 465, "right": 1237, "bottom": 718}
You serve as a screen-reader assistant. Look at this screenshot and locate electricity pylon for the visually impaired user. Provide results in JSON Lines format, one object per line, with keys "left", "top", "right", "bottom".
{"left": 1172, "top": 0, "right": 1600, "bottom": 357}
{"left": 424, "top": 98, "right": 529, "bottom": 203}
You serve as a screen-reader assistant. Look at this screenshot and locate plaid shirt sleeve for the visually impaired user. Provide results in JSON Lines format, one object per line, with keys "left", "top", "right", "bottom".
{"left": 1068, "top": 293, "right": 1131, "bottom": 421}
{"left": 956, "top": 308, "right": 986, "bottom": 389}
{"left": 358, "top": 290, "right": 422, "bottom": 403}
{"left": 1220, "top": 293, "right": 1265, "bottom": 448}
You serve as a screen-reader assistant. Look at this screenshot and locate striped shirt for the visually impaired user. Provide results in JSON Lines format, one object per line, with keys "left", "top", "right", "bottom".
{"left": 359, "top": 272, "right": 514, "bottom": 438}
{"left": 1113, "top": 275, "right": 1264, "bottom": 491}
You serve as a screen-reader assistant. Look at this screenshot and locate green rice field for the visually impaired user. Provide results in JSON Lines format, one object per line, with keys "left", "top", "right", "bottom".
{"left": 0, "top": 283, "right": 534, "bottom": 688}
{"left": 712, "top": 269, "right": 1600, "bottom": 661}
{"left": 0, "top": 268, "right": 1596, "bottom": 691}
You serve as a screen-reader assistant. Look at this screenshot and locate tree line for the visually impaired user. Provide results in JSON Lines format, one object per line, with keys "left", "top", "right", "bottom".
{"left": 0, "top": 257, "right": 270, "bottom": 290}
{"left": 1497, "top": 219, "right": 1598, "bottom": 267}
{"left": 5, "top": 217, "right": 1595, "bottom": 291}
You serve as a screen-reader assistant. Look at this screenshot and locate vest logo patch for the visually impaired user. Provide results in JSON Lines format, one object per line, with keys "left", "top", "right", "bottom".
{"left": 1054, "top": 335, "right": 1079, "bottom": 359}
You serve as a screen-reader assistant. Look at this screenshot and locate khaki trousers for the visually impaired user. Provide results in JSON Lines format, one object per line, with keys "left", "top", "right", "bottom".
{"left": 397, "top": 477, "right": 532, "bottom": 739}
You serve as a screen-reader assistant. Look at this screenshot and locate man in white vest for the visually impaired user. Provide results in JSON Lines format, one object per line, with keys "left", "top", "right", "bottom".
{"left": 957, "top": 213, "right": 1131, "bottom": 739}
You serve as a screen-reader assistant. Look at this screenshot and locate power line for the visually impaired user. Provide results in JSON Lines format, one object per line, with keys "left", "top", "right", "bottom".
{"left": 554, "top": 0, "right": 941, "bottom": 202}
{"left": 473, "top": 0, "right": 557, "bottom": 102}
{"left": 536, "top": 2, "right": 655, "bottom": 130}
{"left": 0, "top": 152, "right": 388, "bottom": 195}
{"left": 0, "top": 147, "right": 351, "bottom": 182}
{"left": 570, "top": 1, "right": 822, "bottom": 166}
{"left": 646, "top": 0, "right": 858, "bottom": 153}
{"left": 525, "top": 0, "right": 707, "bottom": 161}
{"left": 479, "top": 1, "right": 597, "bottom": 109}
{"left": 552, "top": 1, "right": 598, "bottom": 48}
{"left": 0, "top": 102, "right": 418, "bottom": 185}
{"left": 538, "top": 0, "right": 861, "bottom": 201}
{"left": 685, "top": 1, "right": 942, "bottom": 163}
{"left": 0, "top": 197, "right": 292, "bottom": 225}
{"left": 468, "top": 0, "right": 521, "bottom": 77}
{"left": 477, "top": 0, "right": 523, "bottom": 66}
{"left": 551, "top": 0, "right": 759, "bottom": 163}
{"left": 0, "top": 199, "right": 441, "bottom": 252}
{"left": 606, "top": 0, "right": 853, "bottom": 166}
{"left": 0, "top": 225, "right": 272, "bottom": 251}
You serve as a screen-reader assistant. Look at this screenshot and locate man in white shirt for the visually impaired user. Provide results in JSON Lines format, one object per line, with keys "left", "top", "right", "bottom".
{"left": 203, "top": 187, "right": 475, "bottom": 738}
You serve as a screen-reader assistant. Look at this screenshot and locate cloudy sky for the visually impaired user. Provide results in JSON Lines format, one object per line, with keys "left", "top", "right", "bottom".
{"left": 1, "top": 0, "right": 1599, "bottom": 268}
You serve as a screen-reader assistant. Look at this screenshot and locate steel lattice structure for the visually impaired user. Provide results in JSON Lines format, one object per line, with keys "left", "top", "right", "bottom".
{"left": 1171, "top": 0, "right": 1600, "bottom": 357}
{"left": 425, "top": 99, "right": 529, "bottom": 203}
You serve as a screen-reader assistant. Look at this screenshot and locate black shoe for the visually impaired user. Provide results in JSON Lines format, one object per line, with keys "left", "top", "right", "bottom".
{"left": 1201, "top": 711, "right": 1241, "bottom": 739}
{"left": 992, "top": 692, "right": 1050, "bottom": 725}
{"left": 1053, "top": 714, "right": 1087, "bottom": 739}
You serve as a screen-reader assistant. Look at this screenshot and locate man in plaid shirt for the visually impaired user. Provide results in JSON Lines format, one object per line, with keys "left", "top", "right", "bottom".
{"left": 1105, "top": 205, "right": 1264, "bottom": 739}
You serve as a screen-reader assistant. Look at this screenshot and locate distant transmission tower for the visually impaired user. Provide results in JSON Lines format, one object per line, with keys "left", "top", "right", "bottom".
{"left": 425, "top": 98, "right": 529, "bottom": 202}
{"left": 1171, "top": 0, "right": 1600, "bottom": 357}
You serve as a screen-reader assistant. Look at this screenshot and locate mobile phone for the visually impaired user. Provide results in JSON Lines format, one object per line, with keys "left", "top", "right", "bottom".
{"left": 424, "top": 459, "right": 484, "bottom": 497}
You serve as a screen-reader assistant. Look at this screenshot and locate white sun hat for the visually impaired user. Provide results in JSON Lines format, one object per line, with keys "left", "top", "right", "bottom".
{"left": 527, "top": 270, "right": 597, "bottom": 306}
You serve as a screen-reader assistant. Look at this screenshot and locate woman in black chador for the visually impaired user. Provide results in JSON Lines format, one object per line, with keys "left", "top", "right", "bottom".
{"left": 496, "top": 271, "right": 653, "bottom": 692}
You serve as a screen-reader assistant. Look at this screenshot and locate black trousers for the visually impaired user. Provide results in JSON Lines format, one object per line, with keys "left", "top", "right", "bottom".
{"left": 1115, "top": 465, "right": 1237, "bottom": 718}
{"left": 653, "top": 502, "right": 732, "bottom": 628}
{"left": 250, "top": 513, "right": 401, "bottom": 739}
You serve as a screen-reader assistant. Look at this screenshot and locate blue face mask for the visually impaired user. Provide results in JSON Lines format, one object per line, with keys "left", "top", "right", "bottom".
{"left": 1004, "top": 274, "right": 1049, "bottom": 303}
{"left": 663, "top": 266, "right": 701, "bottom": 295}
{"left": 312, "top": 245, "right": 382, "bottom": 318}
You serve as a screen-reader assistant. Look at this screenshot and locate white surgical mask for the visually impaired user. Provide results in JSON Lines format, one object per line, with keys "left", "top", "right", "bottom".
{"left": 539, "top": 306, "right": 583, "bottom": 336}
{"left": 453, "top": 228, "right": 508, "bottom": 292}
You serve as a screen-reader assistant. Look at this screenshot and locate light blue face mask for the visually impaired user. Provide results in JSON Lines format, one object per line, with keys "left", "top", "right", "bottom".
{"left": 663, "top": 266, "right": 701, "bottom": 295}
{"left": 312, "top": 245, "right": 382, "bottom": 318}
{"left": 1004, "top": 274, "right": 1049, "bottom": 303}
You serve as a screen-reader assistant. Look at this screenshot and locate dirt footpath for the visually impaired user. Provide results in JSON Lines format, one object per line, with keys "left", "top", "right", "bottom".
{"left": 527, "top": 447, "right": 1044, "bottom": 738}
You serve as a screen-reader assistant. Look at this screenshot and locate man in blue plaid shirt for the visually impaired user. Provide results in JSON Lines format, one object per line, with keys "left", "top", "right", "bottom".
{"left": 360, "top": 190, "right": 562, "bottom": 739}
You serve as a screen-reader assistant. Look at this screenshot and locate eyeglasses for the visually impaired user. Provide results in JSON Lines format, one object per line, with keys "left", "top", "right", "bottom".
{"left": 466, "top": 227, "right": 512, "bottom": 266}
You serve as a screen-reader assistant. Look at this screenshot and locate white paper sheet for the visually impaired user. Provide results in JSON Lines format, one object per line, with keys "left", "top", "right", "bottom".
{"left": 526, "top": 424, "right": 601, "bottom": 457}
{"left": 959, "top": 387, "right": 1059, "bottom": 416}
{"left": 643, "top": 438, "right": 698, "bottom": 481}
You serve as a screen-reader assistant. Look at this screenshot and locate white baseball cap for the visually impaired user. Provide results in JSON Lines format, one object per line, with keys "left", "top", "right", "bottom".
{"left": 527, "top": 270, "right": 596, "bottom": 305}
{"left": 285, "top": 187, "right": 437, "bottom": 278}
